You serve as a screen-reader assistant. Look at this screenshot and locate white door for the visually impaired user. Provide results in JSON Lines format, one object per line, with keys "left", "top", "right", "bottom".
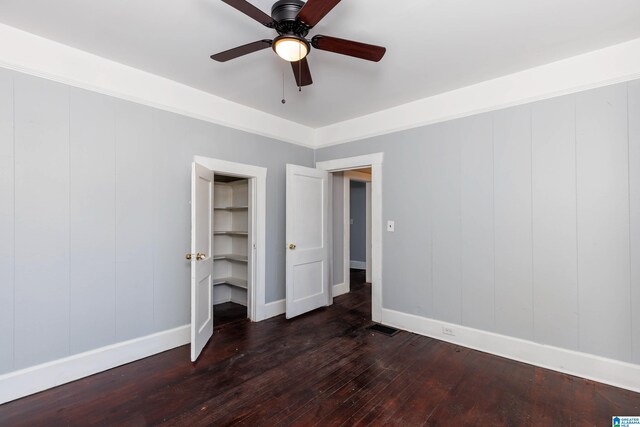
{"left": 190, "top": 163, "right": 214, "bottom": 361}
{"left": 286, "top": 164, "right": 330, "bottom": 319}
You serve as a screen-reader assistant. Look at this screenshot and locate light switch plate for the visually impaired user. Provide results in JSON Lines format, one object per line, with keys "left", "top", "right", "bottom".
{"left": 387, "top": 220, "right": 395, "bottom": 232}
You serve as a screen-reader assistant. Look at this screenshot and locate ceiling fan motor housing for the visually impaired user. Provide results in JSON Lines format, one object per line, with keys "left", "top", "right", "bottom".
{"left": 271, "top": 0, "right": 309, "bottom": 36}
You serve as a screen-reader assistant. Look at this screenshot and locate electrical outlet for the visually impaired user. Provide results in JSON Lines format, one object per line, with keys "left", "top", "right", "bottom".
{"left": 442, "top": 327, "right": 455, "bottom": 336}
{"left": 386, "top": 220, "right": 395, "bottom": 232}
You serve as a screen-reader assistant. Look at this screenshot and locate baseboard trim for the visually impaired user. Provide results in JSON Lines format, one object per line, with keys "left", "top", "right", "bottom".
{"left": 0, "top": 325, "right": 190, "bottom": 404}
{"left": 262, "top": 299, "right": 285, "bottom": 320}
{"left": 333, "top": 282, "right": 349, "bottom": 297}
{"left": 381, "top": 308, "right": 640, "bottom": 393}
{"left": 230, "top": 296, "right": 248, "bottom": 307}
{"left": 213, "top": 297, "right": 230, "bottom": 305}
{"left": 350, "top": 261, "right": 366, "bottom": 270}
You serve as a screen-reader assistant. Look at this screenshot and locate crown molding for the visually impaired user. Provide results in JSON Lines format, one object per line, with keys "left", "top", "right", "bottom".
{"left": 313, "top": 37, "right": 640, "bottom": 148}
{"left": 1, "top": 23, "right": 640, "bottom": 150}
{"left": 0, "top": 23, "right": 315, "bottom": 148}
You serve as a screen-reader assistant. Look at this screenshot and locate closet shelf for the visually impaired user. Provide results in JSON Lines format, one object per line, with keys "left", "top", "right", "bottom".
{"left": 213, "top": 277, "right": 248, "bottom": 289}
{"left": 214, "top": 206, "right": 248, "bottom": 211}
{"left": 213, "top": 254, "right": 248, "bottom": 263}
{"left": 213, "top": 231, "right": 248, "bottom": 236}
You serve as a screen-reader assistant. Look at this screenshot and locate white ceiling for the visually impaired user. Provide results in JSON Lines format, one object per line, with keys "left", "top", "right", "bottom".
{"left": 0, "top": 0, "right": 639, "bottom": 128}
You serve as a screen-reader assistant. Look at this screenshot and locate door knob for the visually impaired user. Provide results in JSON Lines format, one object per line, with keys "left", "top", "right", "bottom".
{"left": 196, "top": 252, "right": 207, "bottom": 260}
{"left": 185, "top": 253, "right": 193, "bottom": 260}
{"left": 288, "top": 243, "right": 296, "bottom": 250}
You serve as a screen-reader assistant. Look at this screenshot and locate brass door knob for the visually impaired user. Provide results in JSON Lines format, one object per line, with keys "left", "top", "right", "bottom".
{"left": 196, "top": 252, "right": 207, "bottom": 261}
{"left": 185, "top": 253, "right": 193, "bottom": 260}
{"left": 288, "top": 243, "right": 296, "bottom": 250}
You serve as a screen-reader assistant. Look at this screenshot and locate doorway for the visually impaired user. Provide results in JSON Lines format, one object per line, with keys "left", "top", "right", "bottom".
{"left": 315, "top": 153, "right": 384, "bottom": 323}
{"left": 211, "top": 173, "right": 251, "bottom": 325}
{"left": 337, "top": 169, "right": 372, "bottom": 296}
{"left": 190, "top": 156, "right": 267, "bottom": 362}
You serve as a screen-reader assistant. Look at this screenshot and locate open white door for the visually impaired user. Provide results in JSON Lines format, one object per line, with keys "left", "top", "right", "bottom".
{"left": 286, "top": 164, "right": 330, "bottom": 319}
{"left": 190, "top": 163, "right": 214, "bottom": 361}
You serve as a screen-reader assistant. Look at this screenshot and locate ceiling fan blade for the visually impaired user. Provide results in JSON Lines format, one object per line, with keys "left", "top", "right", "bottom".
{"left": 296, "top": 0, "right": 341, "bottom": 28}
{"left": 291, "top": 57, "right": 313, "bottom": 87}
{"left": 210, "top": 40, "right": 272, "bottom": 62}
{"left": 221, "top": 0, "right": 275, "bottom": 27}
{"left": 311, "top": 35, "right": 386, "bottom": 62}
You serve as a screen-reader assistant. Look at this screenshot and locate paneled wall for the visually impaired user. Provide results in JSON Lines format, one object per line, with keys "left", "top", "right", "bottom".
{"left": 0, "top": 69, "right": 313, "bottom": 374}
{"left": 631, "top": 80, "right": 640, "bottom": 365}
{"left": 316, "top": 80, "right": 640, "bottom": 365}
{"left": 0, "top": 69, "right": 14, "bottom": 372}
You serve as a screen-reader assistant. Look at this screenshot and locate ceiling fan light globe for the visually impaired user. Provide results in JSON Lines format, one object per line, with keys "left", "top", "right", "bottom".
{"left": 274, "top": 37, "right": 309, "bottom": 62}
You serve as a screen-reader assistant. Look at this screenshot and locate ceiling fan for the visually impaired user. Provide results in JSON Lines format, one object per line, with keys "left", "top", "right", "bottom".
{"left": 210, "top": 0, "right": 387, "bottom": 87}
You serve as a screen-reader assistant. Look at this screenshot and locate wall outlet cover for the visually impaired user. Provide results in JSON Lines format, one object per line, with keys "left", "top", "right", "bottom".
{"left": 442, "top": 327, "right": 455, "bottom": 336}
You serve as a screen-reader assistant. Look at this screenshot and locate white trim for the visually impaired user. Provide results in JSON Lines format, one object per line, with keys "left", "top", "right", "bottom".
{"left": 230, "top": 296, "right": 248, "bottom": 306}
{"left": 316, "top": 153, "right": 384, "bottom": 322}
{"left": 193, "top": 156, "right": 268, "bottom": 322}
{"left": 381, "top": 308, "right": 640, "bottom": 393}
{"left": 262, "top": 299, "right": 286, "bottom": 320}
{"left": 314, "top": 37, "right": 640, "bottom": 148}
{"left": 317, "top": 153, "right": 384, "bottom": 171}
{"left": 3, "top": 23, "right": 640, "bottom": 149}
{"left": 342, "top": 175, "right": 350, "bottom": 295}
{"left": 332, "top": 282, "right": 349, "bottom": 297}
{"left": 0, "top": 325, "right": 190, "bottom": 404}
{"left": 0, "top": 23, "right": 313, "bottom": 148}
{"left": 365, "top": 182, "right": 372, "bottom": 283}
{"left": 350, "top": 261, "right": 366, "bottom": 270}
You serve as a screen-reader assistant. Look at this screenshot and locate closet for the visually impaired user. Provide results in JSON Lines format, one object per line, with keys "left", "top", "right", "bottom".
{"left": 213, "top": 174, "right": 251, "bottom": 319}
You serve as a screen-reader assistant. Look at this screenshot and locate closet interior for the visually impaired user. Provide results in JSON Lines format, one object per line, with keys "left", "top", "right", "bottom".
{"left": 213, "top": 174, "right": 251, "bottom": 323}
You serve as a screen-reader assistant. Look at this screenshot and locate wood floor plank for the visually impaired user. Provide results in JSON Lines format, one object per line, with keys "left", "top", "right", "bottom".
{"left": 234, "top": 334, "right": 414, "bottom": 426}
{"left": 350, "top": 342, "right": 474, "bottom": 426}
{"left": 0, "top": 270, "right": 638, "bottom": 426}
{"left": 273, "top": 335, "right": 427, "bottom": 426}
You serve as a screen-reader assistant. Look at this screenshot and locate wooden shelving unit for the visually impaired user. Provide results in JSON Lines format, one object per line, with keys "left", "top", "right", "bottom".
{"left": 213, "top": 231, "right": 248, "bottom": 236}
{"left": 212, "top": 176, "right": 250, "bottom": 307}
{"left": 213, "top": 254, "right": 248, "bottom": 262}
{"left": 213, "top": 277, "right": 248, "bottom": 289}
{"left": 214, "top": 206, "right": 248, "bottom": 211}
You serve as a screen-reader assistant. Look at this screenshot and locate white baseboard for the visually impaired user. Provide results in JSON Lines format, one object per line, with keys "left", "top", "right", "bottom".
{"left": 213, "top": 296, "right": 230, "bottom": 305}
{"left": 0, "top": 325, "right": 190, "bottom": 404}
{"left": 230, "top": 296, "right": 248, "bottom": 307}
{"left": 381, "top": 308, "right": 640, "bottom": 393}
{"left": 262, "top": 299, "right": 285, "bottom": 320}
{"left": 350, "top": 261, "right": 366, "bottom": 270}
{"left": 333, "top": 282, "right": 349, "bottom": 297}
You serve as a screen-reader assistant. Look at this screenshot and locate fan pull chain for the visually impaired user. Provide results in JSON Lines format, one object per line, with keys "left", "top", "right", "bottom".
{"left": 281, "top": 70, "right": 286, "bottom": 104}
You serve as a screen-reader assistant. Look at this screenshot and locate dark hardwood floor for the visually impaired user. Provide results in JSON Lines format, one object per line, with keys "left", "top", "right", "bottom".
{"left": 1, "top": 269, "right": 639, "bottom": 426}
{"left": 213, "top": 302, "right": 248, "bottom": 327}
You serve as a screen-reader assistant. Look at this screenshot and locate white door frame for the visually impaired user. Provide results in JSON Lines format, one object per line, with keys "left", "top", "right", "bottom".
{"left": 341, "top": 170, "right": 372, "bottom": 295}
{"left": 193, "top": 156, "right": 268, "bottom": 322}
{"left": 316, "top": 153, "right": 383, "bottom": 323}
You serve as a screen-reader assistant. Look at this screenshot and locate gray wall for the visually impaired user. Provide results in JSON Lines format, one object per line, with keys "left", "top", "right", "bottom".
{"left": 317, "top": 80, "right": 640, "bottom": 365}
{"left": 0, "top": 68, "right": 313, "bottom": 374}
{"left": 350, "top": 181, "right": 366, "bottom": 264}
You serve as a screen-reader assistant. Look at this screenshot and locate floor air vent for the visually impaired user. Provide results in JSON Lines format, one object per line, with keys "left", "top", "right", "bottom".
{"left": 368, "top": 324, "right": 399, "bottom": 336}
